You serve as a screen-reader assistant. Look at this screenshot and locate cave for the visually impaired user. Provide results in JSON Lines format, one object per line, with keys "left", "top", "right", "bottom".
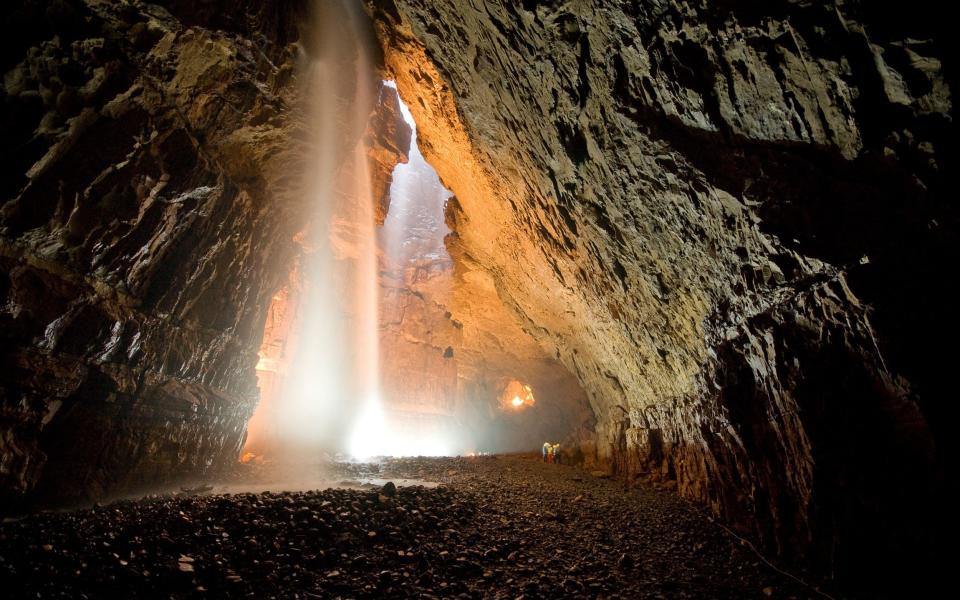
{"left": 0, "top": 0, "right": 953, "bottom": 597}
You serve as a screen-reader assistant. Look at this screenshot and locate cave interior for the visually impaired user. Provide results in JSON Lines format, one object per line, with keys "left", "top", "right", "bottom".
{"left": 0, "top": 0, "right": 955, "bottom": 597}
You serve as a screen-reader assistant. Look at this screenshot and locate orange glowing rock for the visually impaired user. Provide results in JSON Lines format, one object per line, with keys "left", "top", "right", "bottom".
{"left": 500, "top": 380, "right": 535, "bottom": 410}
{"left": 243, "top": 266, "right": 302, "bottom": 457}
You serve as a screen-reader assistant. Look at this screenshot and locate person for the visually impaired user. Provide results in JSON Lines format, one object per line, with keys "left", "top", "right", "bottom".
{"left": 542, "top": 441, "right": 551, "bottom": 463}
{"left": 553, "top": 443, "right": 561, "bottom": 465}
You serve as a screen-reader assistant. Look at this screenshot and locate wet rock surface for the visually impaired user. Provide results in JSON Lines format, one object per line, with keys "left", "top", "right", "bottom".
{"left": 1, "top": 456, "right": 819, "bottom": 599}
{"left": 0, "top": 0, "right": 410, "bottom": 512}
{"left": 0, "top": 0, "right": 310, "bottom": 510}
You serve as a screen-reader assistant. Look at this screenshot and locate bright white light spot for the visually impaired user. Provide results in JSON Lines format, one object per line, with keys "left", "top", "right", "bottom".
{"left": 347, "top": 397, "right": 389, "bottom": 460}
{"left": 500, "top": 380, "right": 535, "bottom": 411}
{"left": 347, "top": 396, "right": 454, "bottom": 459}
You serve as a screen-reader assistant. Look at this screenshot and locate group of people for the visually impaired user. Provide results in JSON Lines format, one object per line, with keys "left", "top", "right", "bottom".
{"left": 542, "top": 442, "right": 562, "bottom": 464}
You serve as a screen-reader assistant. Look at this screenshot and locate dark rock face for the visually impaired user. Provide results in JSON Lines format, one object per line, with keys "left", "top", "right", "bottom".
{"left": 368, "top": 0, "right": 953, "bottom": 590}
{"left": 0, "top": 0, "right": 309, "bottom": 509}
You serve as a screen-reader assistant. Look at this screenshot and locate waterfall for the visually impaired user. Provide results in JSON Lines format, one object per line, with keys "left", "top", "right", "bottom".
{"left": 254, "top": 0, "right": 382, "bottom": 457}
{"left": 246, "top": 1, "right": 455, "bottom": 460}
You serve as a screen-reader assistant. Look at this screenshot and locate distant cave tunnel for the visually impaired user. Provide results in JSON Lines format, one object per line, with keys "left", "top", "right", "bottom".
{"left": 242, "top": 77, "right": 595, "bottom": 461}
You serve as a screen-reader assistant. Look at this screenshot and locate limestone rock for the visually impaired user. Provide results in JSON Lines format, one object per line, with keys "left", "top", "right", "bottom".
{"left": 367, "top": 83, "right": 412, "bottom": 225}
{"left": 368, "top": 0, "right": 953, "bottom": 588}
{"left": 0, "top": 0, "right": 309, "bottom": 509}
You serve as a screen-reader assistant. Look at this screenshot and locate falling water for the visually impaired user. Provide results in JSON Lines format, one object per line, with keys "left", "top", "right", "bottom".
{"left": 348, "top": 78, "right": 455, "bottom": 457}
{"left": 341, "top": 60, "right": 386, "bottom": 459}
{"left": 379, "top": 81, "right": 452, "bottom": 270}
{"left": 260, "top": 0, "right": 382, "bottom": 457}
{"left": 245, "top": 1, "right": 457, "bottom": 460}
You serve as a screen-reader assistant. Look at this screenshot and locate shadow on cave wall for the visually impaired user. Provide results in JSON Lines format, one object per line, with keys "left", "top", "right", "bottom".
{"left": 618, "top": 0, "right": 958, "bottom": 480}
{"left": 600, "top": 0, "right": 955, "bottom": 592}
{"left": 712, "top": 286, "right": 941, "bottom": 593}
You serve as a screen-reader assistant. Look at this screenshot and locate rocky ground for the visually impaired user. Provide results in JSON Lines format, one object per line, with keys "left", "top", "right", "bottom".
{"left": 1, "top": 455, "right": 828, "bottom": 599}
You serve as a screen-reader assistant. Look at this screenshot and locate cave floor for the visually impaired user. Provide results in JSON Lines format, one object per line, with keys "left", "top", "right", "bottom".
{"left": 1, "top": 455, "right": 820, "bottom": 599}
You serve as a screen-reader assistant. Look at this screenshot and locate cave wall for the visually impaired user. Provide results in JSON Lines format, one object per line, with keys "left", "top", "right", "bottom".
{"left": 368, "top": 83, "right": 412, "bottom": 224}
{"left": 374, "top": 133, "right": 595, "bottom": 455}
{"left": 377, "top": 229, "right": 596, "bottom": 455}
{"left": 368, "top": 0, "right": 953, "bottom": 588}
{"left": 441, "top": 242, "right": 596, "bottom": 454}
{"left": 0, "top": 0, "right": 321, "bottom": 509}
{"left": 374, "top": 77, "right": 594, "bottom": 456}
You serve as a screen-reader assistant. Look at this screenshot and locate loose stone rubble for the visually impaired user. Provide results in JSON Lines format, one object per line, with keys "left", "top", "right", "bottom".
{"left": 1, "top": 455, "right": 821, "bottom": 599}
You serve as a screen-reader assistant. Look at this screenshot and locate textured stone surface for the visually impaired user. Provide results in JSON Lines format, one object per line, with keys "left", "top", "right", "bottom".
{"left": 368, "top": 0, "right": 953, "bottom": 589}
{"left": 243, "top": 265, "right": 302, "bottom": 457}
{"left": 0, "top": 0, "right": 311, "bottom": 509}
{"left": 367, "top": 84, "right": 411, "bottom": 224}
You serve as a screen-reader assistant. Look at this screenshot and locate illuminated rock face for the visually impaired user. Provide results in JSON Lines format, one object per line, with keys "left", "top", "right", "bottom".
{"left": 368, "top": 0, "right": 953, "bottom": 585}
{"left": 374, "top": 91, "right": 593, "bottom": 455}
{"left": 244, "top": 268, "right": 302, "bottom": 457}
{"left": 367, "top": 85, "right": 412, "bottom": 225}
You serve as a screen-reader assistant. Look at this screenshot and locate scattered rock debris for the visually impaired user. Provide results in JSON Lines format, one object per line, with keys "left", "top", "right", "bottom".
{"left": 1, "top": 456, "right": 821, "bottom": 598}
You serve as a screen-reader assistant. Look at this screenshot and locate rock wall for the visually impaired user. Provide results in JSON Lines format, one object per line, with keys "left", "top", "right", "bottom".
{"left": 242, "top": 264, "right": 302, "bottom": 458}
{"left": 367, "top": 84, "right": 412, "bottom": 224}
{"left": 0, "top": 0, "right": 318, "bottom": 509}
{"left": 377, "top": 227, "right": 595, "bottom": 454}
{"left": 375, "top": 93, "right": 593, "bottom": 454}
{"left": 368, "top": 0, "right": 953, "bottom": 590}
